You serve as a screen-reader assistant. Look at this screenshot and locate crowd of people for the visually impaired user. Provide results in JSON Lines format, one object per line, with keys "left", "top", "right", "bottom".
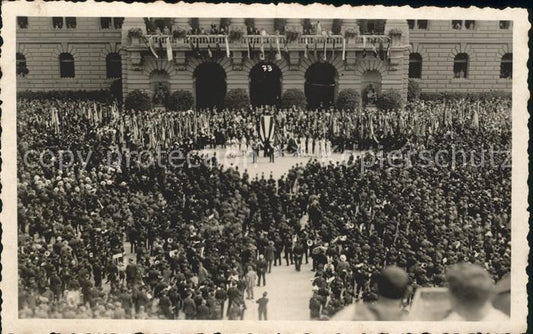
{"left": 17, "top": 94, "right": 511, "bottom": 320}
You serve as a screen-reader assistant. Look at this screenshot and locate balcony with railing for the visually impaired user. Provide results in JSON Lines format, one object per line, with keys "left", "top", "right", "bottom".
{"left": 138, "top": 33, "right": 392, "bottom": 50}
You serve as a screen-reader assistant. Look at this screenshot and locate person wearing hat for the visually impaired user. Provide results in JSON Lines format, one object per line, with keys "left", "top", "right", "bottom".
{"left": 245, "top": 265, "right": 258, "bottom": 300}
{"left": 256, "top": 254, "right": 268, "bottom": 287}
{"left": 332, "top": 265, "right": 409, "bottom": 321}
{"left": 293, "top": 240, "right": 304, "bottom": 272}
{"left": 125, "top": 258, "right": 138, "bottom": 288}
{"left": 443, "top": 263, "right": 509, "bottom": 321}
{"left": 309, "top": 287, "right": 322, "bottom": 320}
{"left": 256, "top": 291, "right": 269, "bottom": 320}
{"left": 264, "top": 241, "right": 276, "bottom": 273}
{"left": 214, "top": 283, "right": 227, "bottom": 319}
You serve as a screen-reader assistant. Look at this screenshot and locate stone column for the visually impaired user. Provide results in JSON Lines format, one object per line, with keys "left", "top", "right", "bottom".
{"left": 384, "top": 19, "right": 409, "bottom": 45}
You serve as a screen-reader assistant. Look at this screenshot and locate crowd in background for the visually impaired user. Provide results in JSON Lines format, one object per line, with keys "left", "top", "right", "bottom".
{"left": 17, "top": 95, "right": 511, "bottom": 319}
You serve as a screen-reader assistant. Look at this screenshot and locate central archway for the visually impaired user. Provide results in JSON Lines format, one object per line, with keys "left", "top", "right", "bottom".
{"left": 249, "top": 62, "right": 282, "bottom": 108}
{"left": 304, "top": 62, "right": 338, "bottom": 110}
{"left": 194, "top": 62, "right": 227, "bottom": 110}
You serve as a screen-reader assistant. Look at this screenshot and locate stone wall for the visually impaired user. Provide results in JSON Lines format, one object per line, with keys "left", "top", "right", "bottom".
{"left": 16, "top": 17, "right": 122, "bottom": 91}
{"left": 16, "top": 18, "right": 513, "bottom": 99}
{"left": 409, "top": 20, "right": 512, "bottom": 93}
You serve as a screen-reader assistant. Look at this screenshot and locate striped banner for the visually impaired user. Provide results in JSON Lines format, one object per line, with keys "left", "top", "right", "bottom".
{"left": 258, "top": 115, "right": 275, "bottom": 144}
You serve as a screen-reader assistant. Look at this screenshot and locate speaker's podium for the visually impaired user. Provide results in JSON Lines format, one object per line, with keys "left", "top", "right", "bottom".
{"left": 409, "top": 287, "right": 452, "bottom": 321}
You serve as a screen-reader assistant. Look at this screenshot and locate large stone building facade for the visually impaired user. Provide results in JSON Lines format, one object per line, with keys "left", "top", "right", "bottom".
{"left": 16, "top": 17, "right": 512, "bottom": 107}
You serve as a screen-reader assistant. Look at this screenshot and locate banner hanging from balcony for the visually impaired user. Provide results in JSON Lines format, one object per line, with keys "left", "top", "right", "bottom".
{"left": 148, "top": 37, "right": 158, "bottom": 59}
{"left": 323, "top": 39, "right": 327, "bottom": 61}
{"left": 275, "top": 37, "right": 282, "bottom": 61}
{"left": 342, "top": 38, "right": 346, "bottom": 60}
{"left": 225, "top": 36, "right": 230, "bottom": 58}
{"left": 304, "top": 38, "right": 308, "bottom": 58}
{"left": 166, "top": 37, "right": 173, "bottom": 61}
{"left": 260, "top": 37, "right": 265, "bottom": 60}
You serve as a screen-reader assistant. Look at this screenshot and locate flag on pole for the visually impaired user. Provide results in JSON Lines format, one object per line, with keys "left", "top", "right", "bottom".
{"left": 166, "top": 37, "right": 173, "bottom": 61}
{"left": 472, "top": 103, "right": 480, "bottom": 129}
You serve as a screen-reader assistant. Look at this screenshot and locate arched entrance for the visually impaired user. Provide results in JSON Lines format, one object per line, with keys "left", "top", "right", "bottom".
{"left": 304, "top": 62, "right": 337, "bottom": 109}
{"left": 149, "top": 69, "right": 170, "bottom": 107}
{"left": 194, "top": 62, "right": 227, "bottom": 110}
{"left": 361, "top": 70, "right": 382, "bottom": 106}
{"left": 249, "top": 62, "right": 282, "bottom": 108}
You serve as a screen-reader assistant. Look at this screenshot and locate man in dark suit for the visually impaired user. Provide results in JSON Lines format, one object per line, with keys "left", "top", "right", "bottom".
{"left": 256, "top": 254, "right": 268, "bottom": 286}
{"left": 264, "top": 241, "right": 276, "bottom": 273}
{"left": 256, "top": 291, "right": 269, "bottom": 320}
{"left": 293, "top": 241, "right": 304, "bottom": 272}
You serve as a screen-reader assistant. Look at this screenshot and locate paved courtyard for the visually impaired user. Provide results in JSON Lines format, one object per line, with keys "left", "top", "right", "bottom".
{"left": 242, "top": 262, "right": 315, "bottom": 321}
{"left": 199, "top": 148, "right": 365, "bottom": 179}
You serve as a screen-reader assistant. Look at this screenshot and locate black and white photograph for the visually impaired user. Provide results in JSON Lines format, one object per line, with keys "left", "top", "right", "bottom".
{"left": 1, "top": 2, "right": 529, "bottom": 333}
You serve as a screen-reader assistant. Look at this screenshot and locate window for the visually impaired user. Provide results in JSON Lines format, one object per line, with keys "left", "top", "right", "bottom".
{"left": 357, "top": 20, "right": 386, "bottom": 35}
{"left": 407, "top": 20, "right": 428, "bottom": 30}
{"left": 100, "top": 17, "right": 112, "bottom": 29}
{"left": 464, "top": 20, "right": 475, "bottom": 30}
{"left": 106, "top": 53, "right": 122, "bottom": 78}
{"left": 113, "top": 18, "right": 124, "bottom": 29}
{"left": 408, "top": 53, "right": 422, "bottom": 79}
{"left": 52, "top": 17, "right": 64, "bottom": 29}
{"left": 417, "top": 20, "right": 428, "bottom": 30}
{"left": 59, "top": 53, "right": 75, "bottom": 78}
{"left": 452, "top": 20, "right": 462, "bottom": 30}
{"left": 499, "top": 21, "right": 511, "bottom": 29}
{"left": 500, "top": 53, "right": 512, "bottom": 79}
{"left": 101, "top": 17, "right": 124, "bottom": 29}
{"left": 65, "top": 17, "right": 77, "bottom": 29}
{"left": 453, "top": 53, "right": 469, "bottom": 79}
{"left": 16, "top": 53, "right": 28, "bottom": 77}
{"left": 17, "top": 17, "right": 28, "bottom": 29}
{"left": 452, "top": 20, "right": 475, "bottom": 30}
